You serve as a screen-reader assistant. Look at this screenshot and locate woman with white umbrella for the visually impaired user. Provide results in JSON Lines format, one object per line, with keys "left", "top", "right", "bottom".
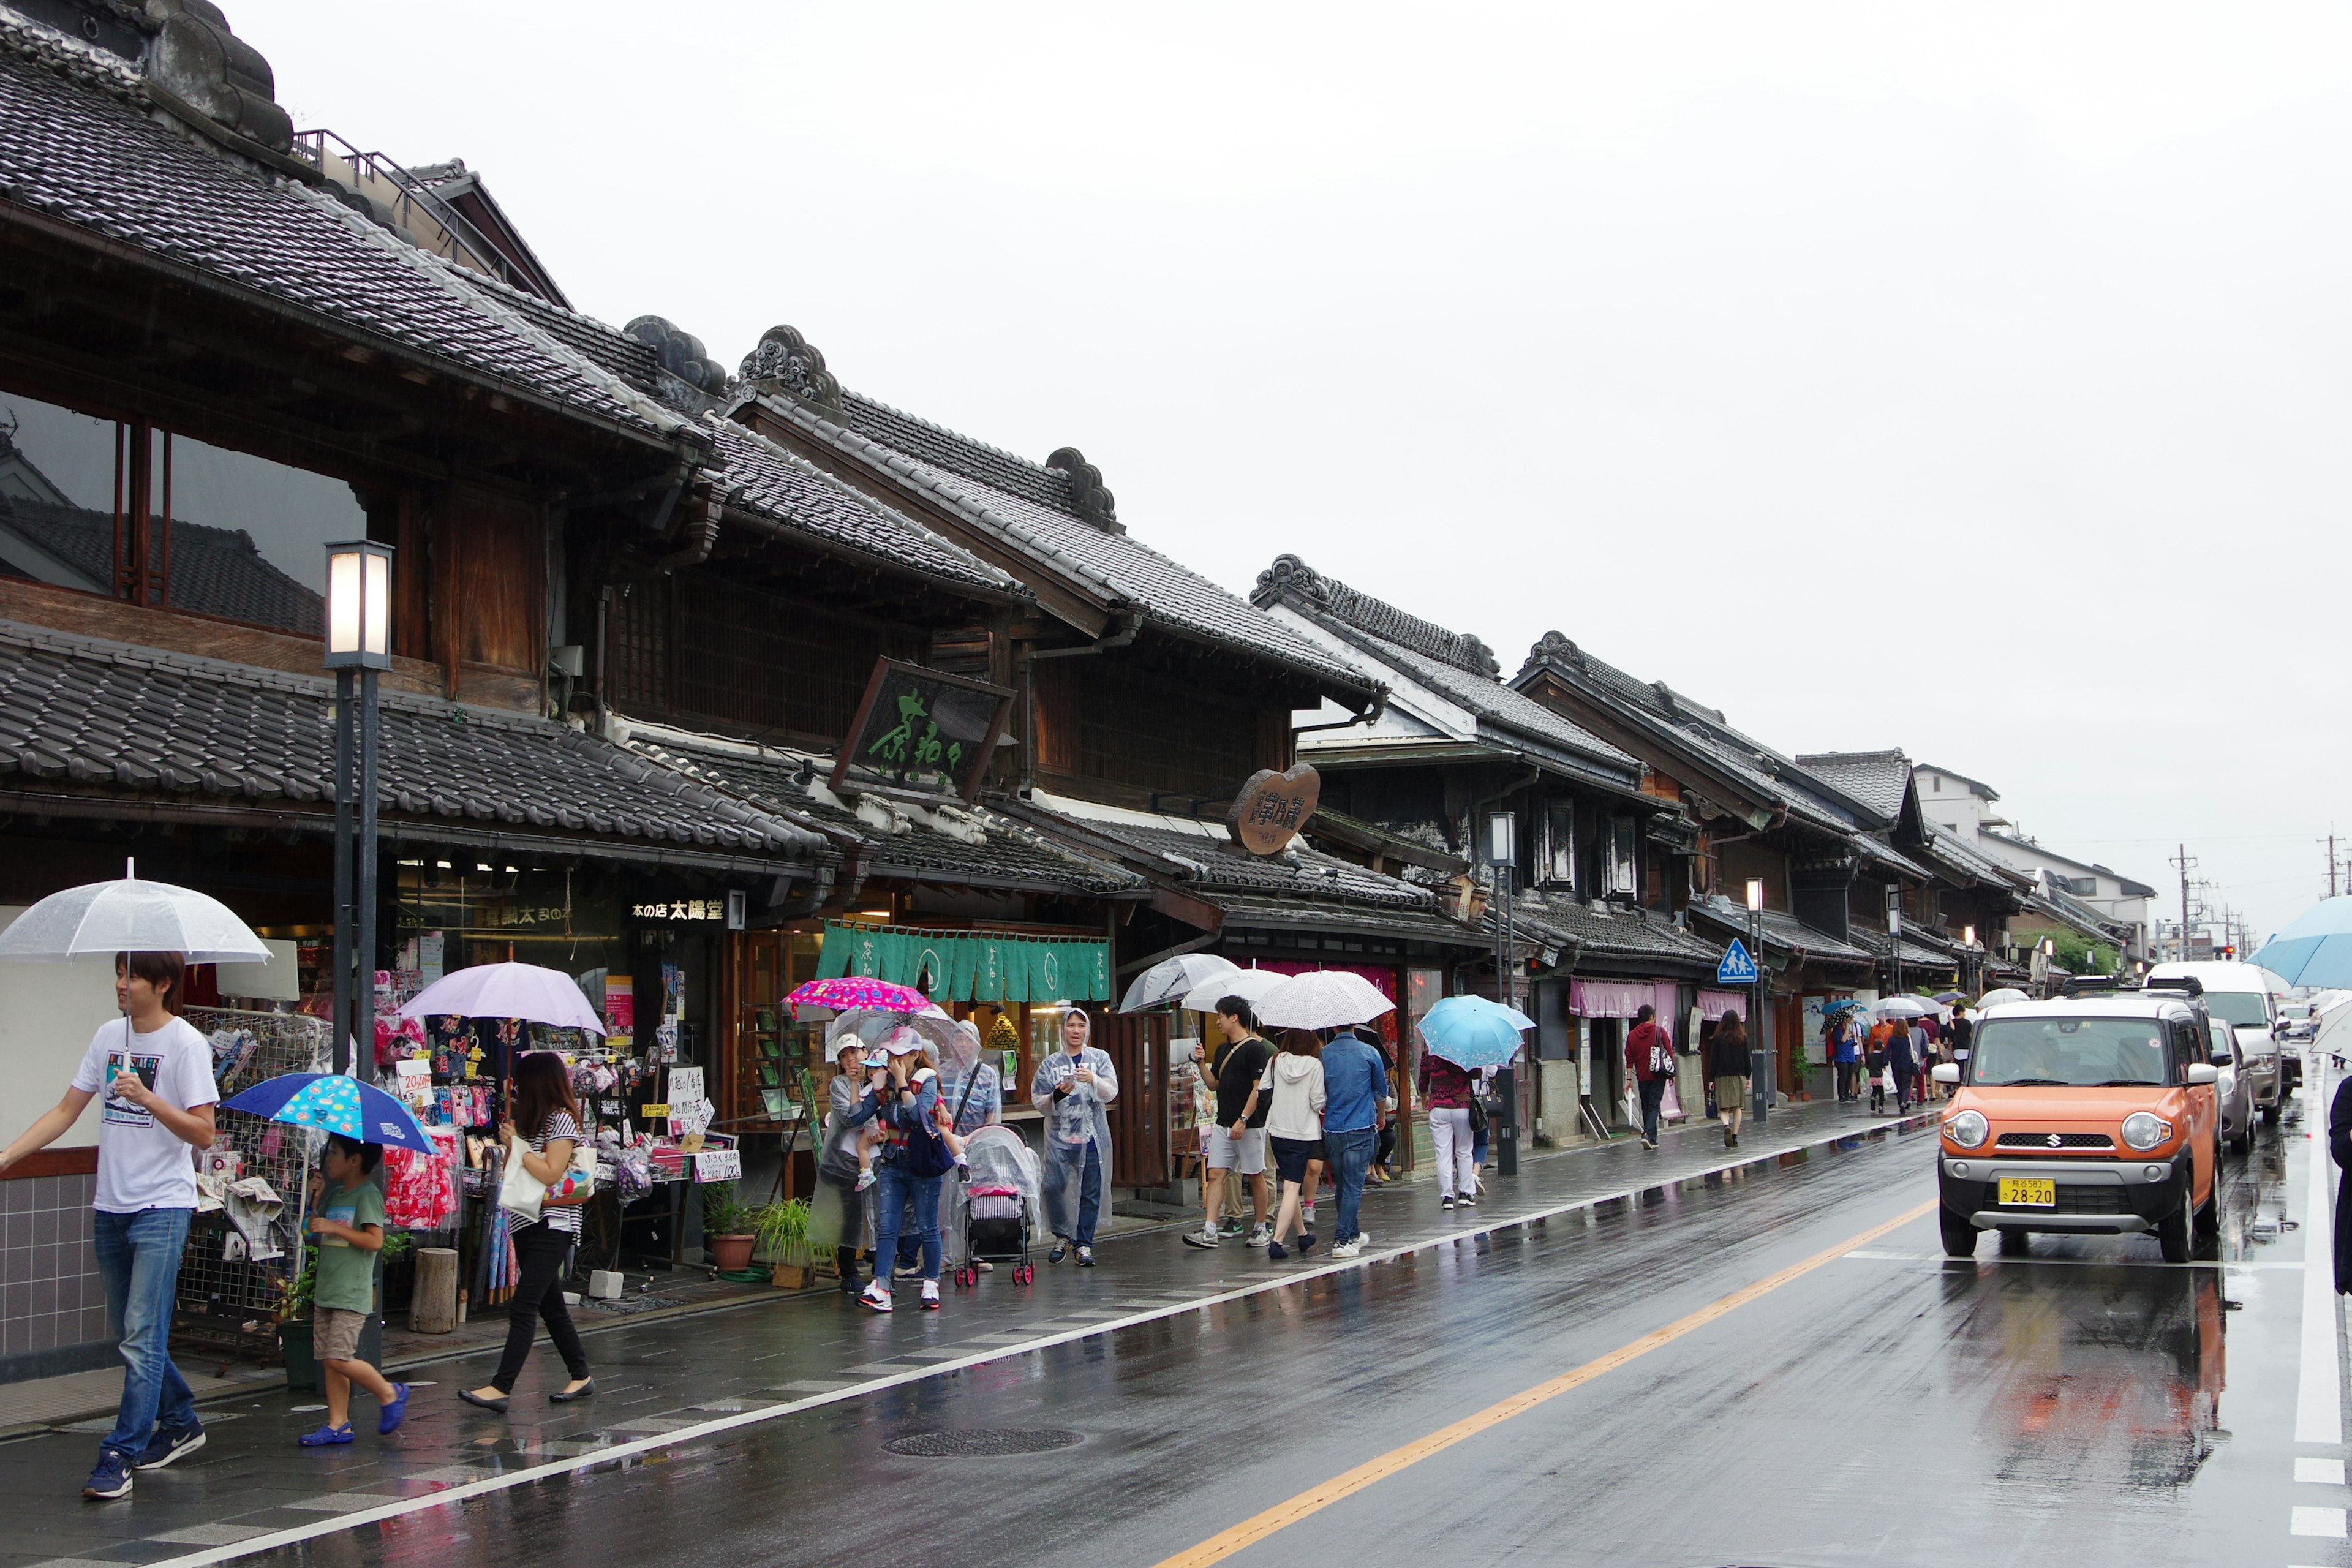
{"left": 0, "top": 870, "right": 264, "bottom": 1501}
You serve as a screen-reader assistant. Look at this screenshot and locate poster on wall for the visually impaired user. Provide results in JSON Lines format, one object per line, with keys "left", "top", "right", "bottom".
{"left": 654, "top": 962, "right": 684, "bottom": 1064}
{"left": 605, "top": 978, "right": 635, "bottom": 1050}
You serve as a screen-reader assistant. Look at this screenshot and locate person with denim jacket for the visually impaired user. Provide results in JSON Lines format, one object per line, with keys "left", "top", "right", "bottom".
{"left": 1318, "top": 1026, "right": 1389, "bottom": 1257}
{"left": 1031, "top": 1008, "right": 1119, "bottom": 1266}
{"left": 0, "top": 952, "right": 217, "bottom": 1501}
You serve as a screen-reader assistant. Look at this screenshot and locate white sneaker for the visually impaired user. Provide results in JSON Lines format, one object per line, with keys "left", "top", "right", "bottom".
{"left": 1329, "top": 1240, "right": 1362, "bottom": 1259}
{"left": 919, "top": 1280, "right": 941, "bottom": 1310}
{"left": 1182, "top": 1226, "right": 1219, "bottom": 1250}
{"left": 1246, "top": 1224, "right": 1273, "bottom": 1247}
{"left": 859, "top": 1281, "right": 894, "bottom": 1313}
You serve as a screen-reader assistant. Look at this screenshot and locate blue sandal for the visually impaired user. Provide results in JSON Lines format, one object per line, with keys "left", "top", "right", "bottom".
{"left": 299, "top": 1423, "right": 355, "bottom": 1447}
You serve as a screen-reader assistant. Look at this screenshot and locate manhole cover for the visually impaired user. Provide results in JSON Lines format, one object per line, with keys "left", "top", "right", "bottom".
{"left": 884, "top": 1428, "right": 1084, "bottom": 1457}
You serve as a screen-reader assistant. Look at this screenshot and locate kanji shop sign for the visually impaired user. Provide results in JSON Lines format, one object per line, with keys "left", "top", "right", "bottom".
{"left": 632, "top": 899, "right": 725, "bottom": 921}
{"left": 833, "top": 657, "right": 1015, "bottom": 802}
{"left": 1227, "top": 764, "right": 1321, "bottom": 856}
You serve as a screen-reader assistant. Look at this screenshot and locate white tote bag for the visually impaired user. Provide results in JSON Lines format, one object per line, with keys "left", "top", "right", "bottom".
{"left": 497, "top": 1142, "right": 547, "bottom": 1223}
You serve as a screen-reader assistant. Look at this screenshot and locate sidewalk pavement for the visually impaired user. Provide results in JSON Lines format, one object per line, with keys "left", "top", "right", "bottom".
{"left": 0, "top": 1094, "right": 1932, "bottom": 1568}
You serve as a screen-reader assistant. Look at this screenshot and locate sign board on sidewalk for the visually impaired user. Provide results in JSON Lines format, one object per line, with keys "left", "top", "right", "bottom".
{"left": 695, "top": 1148, "right": 741, "bottom": 1183}
{"left": 1716, "top": 938, "right": 1760, "bottom": 986}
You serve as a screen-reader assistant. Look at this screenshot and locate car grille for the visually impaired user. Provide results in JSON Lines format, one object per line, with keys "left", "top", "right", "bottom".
{"left": 1997, "top": 1184, "right": 2129, "bottom": 1214}
{"left": 1996, "top": 1132, "right": 2117, "bottom": 1150}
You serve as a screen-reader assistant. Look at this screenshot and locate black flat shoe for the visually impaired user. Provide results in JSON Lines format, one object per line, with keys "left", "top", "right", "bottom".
{"left": 459, "top": 1389, "right": 510, "bottom": 1414}
{"left": 548, "top": 1379, "right": 596, "bottom": 1404}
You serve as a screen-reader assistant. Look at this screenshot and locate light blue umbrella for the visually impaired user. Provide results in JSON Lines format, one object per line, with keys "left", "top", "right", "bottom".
{"left": 2253, "top": 897, "right": 2352, "bottom": 987}
{"left": 1417, "top": 995, "right": 1535, "bottom": 1069}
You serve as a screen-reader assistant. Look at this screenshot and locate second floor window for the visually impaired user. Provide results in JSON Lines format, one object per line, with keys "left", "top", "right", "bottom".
{"left": 1539, "top": 801, "right": 1576, "bottom": 889}
{"left": 1605, "top": 818, "right": 1639, "bottom": 897}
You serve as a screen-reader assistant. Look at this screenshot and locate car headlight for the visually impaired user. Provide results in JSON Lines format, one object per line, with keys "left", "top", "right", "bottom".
{"left": 2121, "top": 1112, "right": 2172, "bottom": 1152}
{"left": 1946, "top": 1110, "right": 1989, "bottom": 1148}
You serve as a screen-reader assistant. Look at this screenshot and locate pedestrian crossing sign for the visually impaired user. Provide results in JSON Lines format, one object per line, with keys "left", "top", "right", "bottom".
{"left": 1716, "top": 938, "right": 1759, "bottom": 986}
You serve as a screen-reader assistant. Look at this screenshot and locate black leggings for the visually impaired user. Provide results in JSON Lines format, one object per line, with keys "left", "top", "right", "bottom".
{"left": 490, "top": 1221, "right": 589, "bottom": 1394}
{"left": 1375, "top": 1123, "right": 1396, "bottom": 1169}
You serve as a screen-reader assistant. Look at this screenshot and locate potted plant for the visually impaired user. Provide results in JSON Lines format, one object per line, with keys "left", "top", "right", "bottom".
{"left": 380, "top": 1229, "right": 417, "bottom": 1316}
{"left": 754, "top": 1197, "right": 814, "bottom": 1288}
{"left": 701, "top": 1182, "right": 758, "bottom": 1273}
{"left": 277, "top": 1246, "right": 318, "bottom": 1391}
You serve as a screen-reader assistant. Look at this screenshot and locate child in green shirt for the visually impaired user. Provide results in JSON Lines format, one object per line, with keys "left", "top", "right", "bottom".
{"left": 302, "top": 1134, "right": 409, "bottom": 1446}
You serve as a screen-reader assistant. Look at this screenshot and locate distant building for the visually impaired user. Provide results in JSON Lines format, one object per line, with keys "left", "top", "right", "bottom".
{"left": 1911, "top": 763, "right": 2156, "bottom": 961}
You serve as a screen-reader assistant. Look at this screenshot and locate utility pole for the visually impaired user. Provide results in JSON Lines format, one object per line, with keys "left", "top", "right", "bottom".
{"left": 2170, "top": 844, "right": 2197, "bottom": 962}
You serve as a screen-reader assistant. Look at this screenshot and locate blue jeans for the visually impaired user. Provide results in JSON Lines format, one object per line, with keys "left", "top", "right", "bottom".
{"left": 872, "top": 1163, "right": 942, "bottom": 1286}
{"left": 1325, "top": 1126, "right": 1376, "bottom": 1244}
{"left": 94, "top": 1207, "right": 196, "bottom": 1457}
{"left": 1638, "top": 1076, "right": 1667, "bottom": 1144}
{"left": 1044, "top": 1143, "right": 1101, "bottom": 1247}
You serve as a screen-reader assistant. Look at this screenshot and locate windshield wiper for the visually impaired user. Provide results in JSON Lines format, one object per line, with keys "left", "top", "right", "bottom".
{"left": 1989, "top": 1077, "right": 2070, "bottom": 1087}
{"left": 2088, "top": 1079, "right": 2158, "bottom": 1087}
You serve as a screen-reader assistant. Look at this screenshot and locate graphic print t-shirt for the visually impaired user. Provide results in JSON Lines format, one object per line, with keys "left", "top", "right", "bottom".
{"left": 70, "top": 1016, "right": 218, "bottom": 1213}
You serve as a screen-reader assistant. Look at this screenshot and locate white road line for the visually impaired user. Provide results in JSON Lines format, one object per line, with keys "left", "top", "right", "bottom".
{"left": 141, "top": 1115, "right": 1937, "bottom": 1568}
{"left": 2290, "top": 1505, "right": 2348, "bottom": 1537}
{"left": 2298, "top": 1052, "right": 2342, "bottom": 1447}
{"left": 2296, "top": 1457, "right": 2346, "bottom": 1485}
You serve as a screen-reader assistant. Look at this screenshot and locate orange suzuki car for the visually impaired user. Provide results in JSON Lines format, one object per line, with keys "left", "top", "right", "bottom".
{"left": 1934, "top": 984, "right": 2222, "bottom": 1262}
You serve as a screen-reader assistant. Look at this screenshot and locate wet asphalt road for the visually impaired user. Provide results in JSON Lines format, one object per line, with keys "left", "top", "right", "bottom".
{"left": 204, "top": 1082, "right": 2340, "bottom": 1568}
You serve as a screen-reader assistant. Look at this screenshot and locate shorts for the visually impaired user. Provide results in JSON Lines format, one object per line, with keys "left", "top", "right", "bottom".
{"left": 1715, "top": 1074, "right": 1749, "bottom": 1107}
{"left": 314, "top": 1306, "right": 366, "bottom": 1362}
{"left": 1204, "top": 1125, "right": 1267, "bottom": 1175}
{"left": 1269, "top": 1135, "right": 1317, "bottom": 1185}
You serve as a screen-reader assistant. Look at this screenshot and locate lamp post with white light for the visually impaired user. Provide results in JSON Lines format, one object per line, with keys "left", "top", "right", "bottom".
{"left": 1961, "top": 924, "right": 1979, "bottom": 999}
{"left": 1747, "top": 878, "right": 1768, "bottom": 1125}
{"left": 325, "top": 540, "right": 393, "bottom": 1077}
{"left": 1484, "top": 810, "right": 1520, "bottom": 1176}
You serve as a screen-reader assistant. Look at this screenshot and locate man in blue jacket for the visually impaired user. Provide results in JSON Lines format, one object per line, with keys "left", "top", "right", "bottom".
{"left": 1320, "top": 1025, "right": 1390, "bottom": 1258}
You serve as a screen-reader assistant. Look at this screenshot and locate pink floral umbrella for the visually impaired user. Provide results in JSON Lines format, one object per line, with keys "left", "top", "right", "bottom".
{"left": 787, "top": 976, "right": 930, "bottom": 1017}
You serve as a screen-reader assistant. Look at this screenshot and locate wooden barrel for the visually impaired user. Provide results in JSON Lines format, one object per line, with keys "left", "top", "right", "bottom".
{"left": 410, "top": 1246, "right": 459, "bottom": 1334}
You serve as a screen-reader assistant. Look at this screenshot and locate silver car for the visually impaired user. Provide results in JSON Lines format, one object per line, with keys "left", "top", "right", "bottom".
{"left": 2211, "top": 1012, "right": 2257, "bottom": 1156}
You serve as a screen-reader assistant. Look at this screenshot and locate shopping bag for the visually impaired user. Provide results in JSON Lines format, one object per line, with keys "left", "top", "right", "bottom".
{"left": 497, "top": 1142, "right": 546, "bottom": 1223}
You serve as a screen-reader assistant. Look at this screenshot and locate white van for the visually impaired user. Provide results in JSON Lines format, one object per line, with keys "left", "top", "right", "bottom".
{"left": 2147, "top": 960, "right": 2290, "bottom": 1119}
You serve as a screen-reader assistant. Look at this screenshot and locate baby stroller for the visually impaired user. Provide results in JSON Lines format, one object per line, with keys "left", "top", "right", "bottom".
{"left": 954, "top": 1124, "right": 1040, "bottom": 1287}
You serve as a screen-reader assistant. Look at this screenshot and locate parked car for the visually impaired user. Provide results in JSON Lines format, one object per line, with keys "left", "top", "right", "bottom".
{"left": 2209, "top": 1012, "right": 2255, "bottom": 1156}
{"left": 2147, "top": 959, "right": 2288, "bottom": 1116}
{"left": 1935, "top": 992, "right": 2223, "bottom": 1263}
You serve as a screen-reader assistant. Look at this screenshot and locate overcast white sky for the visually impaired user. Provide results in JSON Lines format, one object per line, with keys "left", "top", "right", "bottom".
{"left": 241, "top": 1, "right": 2350, "bottom": 946}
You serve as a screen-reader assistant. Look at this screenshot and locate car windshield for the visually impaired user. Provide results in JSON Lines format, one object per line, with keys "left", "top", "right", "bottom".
{"left": 1972, "top": 1017, "right": 2171, "bottom": 1087}
{"left": 2201, "top": 992, "right": 2268, "bottom": 1029}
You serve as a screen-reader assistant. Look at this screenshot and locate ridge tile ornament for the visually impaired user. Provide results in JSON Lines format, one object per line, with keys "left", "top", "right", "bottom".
{"left": 1227, "top": 764, "right": 1321, "bottom": 856}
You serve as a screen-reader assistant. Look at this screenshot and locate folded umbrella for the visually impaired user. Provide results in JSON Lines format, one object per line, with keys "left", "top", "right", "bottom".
{"left": 1417, "top": 995, "right": 1532, "bottom": 1070}
{"left": 2253, "top": 896, "right": 2352, "bottom": 989}
{"left": 397, "top": 961, "right": 606, "bottom": 1033}
{"left": 1118, "top": 953, "right": 1239, "bottom": 1013}
{"left": 222, "top": 1072, "right": 435, "bottom": 1153}
{"left": 1255, "top": 970, "right": 1395, "bottom": 1031}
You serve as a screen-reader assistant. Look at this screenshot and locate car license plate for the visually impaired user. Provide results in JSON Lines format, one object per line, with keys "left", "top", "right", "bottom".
{"left": 1999, "top": 1177, "right": 2056, "bottom": 1207}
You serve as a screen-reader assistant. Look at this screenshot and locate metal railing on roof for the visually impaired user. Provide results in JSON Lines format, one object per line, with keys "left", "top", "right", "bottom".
{"left": 286, "top": 127, "right": 544, "bottom": 298}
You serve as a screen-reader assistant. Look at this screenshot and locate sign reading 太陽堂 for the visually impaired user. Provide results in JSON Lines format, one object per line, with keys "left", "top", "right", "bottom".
{"left": 832, "top": 657, "right": 1014, "bottom": 802}
{"left": 1227, "top": 764, "right": 1321, "bottom": 856}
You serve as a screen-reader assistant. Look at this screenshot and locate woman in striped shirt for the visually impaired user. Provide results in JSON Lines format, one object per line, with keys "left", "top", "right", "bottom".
{"left": 462, "top": 1052, "right": 594, "bottom": 1412}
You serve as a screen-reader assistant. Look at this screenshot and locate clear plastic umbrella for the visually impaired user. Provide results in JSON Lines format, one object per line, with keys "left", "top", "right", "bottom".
{"left": 1255, "top": 970, "right": 1395, "bottom": 1031}
{"left": 1179, "top": 967, "right": 1287, "bottom": 1014}
{"left": 0, "top": 861, "right": 270, "bottom": 966}
{"left": 1118, "top": 953, "right": 1238, "bottom": 1013}
{"left": 1872, "top": 995, "right": 1932, "bottom": 1019}
{"left": 826, "top": 1005, "right": 961, "bottom": 1053}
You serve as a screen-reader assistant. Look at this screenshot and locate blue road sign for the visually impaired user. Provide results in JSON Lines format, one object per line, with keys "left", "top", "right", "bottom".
{"left": 1716, "top": 937, "right": 1759, "bottom": 986}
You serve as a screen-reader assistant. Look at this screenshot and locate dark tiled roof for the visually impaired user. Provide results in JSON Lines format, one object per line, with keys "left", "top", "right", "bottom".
{"left": 1253, "top": 558, "right": 1635, "bottom": 777}
{"left": 703, "top": 423, "right": 1014, "bottom": 594}
{"left": 1510, "top": 892, "right": 1724, "bottom": 966}
{"left": 1848, "top": 922, "right": 1960, "bottom": 970}
{"left": 622, "top": 731, "right": 1140, "bottom": 895}
{"left": 1687, "top": 894, "right": 1875, "bottom": 967}
{"left": 1212, "top": 894, "right": 1490, "bottom": 947}
{"left": 839, "top": 394, "right": 1082, "bottom": 517}
{"left": 0, "top": 496, "right": 323, "bottom": 635}
{"left": 1919, "top": 823, "right": 2034, "bottom": 891}
{"left": 1006, "top": 799, "right": 1439, "bottom": 912}
{"left": 1793, "top": 749, "right": 1912, "bottom": 823}
{"left": 0, "top": 18, "right": 682, "bottom": 443}
{"left": 741, "top": 390, "right": 1377, "bottom": 697}
{"left": 448, "top": 268, "right": 662, "bottom": 389}
{"left": 0, "top": 620, "right": 830, "bottom": 862}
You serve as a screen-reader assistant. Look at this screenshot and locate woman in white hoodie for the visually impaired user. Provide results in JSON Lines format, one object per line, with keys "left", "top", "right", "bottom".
{"left": 1251, "top": 1030, "right": 1327, "bottom": 1260}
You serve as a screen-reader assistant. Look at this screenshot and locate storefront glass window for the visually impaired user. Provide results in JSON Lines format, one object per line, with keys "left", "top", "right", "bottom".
{"left": 0, "top": 389, "right": 365, "bottom": 636}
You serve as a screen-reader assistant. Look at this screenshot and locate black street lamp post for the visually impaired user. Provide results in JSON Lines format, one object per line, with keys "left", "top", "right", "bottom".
{"left": 325, "top": 541, "right": 393, "bottom": 1077}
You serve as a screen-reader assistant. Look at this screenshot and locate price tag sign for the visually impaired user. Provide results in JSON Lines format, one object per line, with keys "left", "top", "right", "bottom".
{"left": 695, "top": 1148, "right": 741, "bottom": 1183}
{"left": 641, "top": 1103, "right": 672, "bottom": 1119}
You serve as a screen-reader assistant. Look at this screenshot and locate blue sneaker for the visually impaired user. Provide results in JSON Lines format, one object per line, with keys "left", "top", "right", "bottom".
{"left": 379, "top": 1384, "right": 410, "bottom": 1434}
{"left": 83, "top": 1449, "right": 134, "bottom": 1501}
{"left": 1267, "top": 1240, "right": 1289, "bottom": 1260}
{"left": 133, "top": 1421, "right": 206, "bottom": 1470}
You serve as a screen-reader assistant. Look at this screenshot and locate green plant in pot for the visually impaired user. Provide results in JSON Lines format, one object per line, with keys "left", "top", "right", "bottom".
{"left": 753, "top": 1198, "right": 813, "bottom": 1287}
{"left": 701, "top": 1182, "right": 759, "bottom": 1273}
{"left": 277, "top": 1243, "right": 320, "bottom": 1390}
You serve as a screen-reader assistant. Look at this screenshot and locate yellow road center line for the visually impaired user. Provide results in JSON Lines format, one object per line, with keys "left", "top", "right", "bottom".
{"left": 1153, "top": 1196, "right": 1939, "bottom": 1568}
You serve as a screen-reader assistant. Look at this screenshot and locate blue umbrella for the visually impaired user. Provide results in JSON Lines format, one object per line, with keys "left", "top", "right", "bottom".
{"left": 1821, "top": 998, "right": 1871, "bottom": 1016}
{"left": 2253, "top": 896, "right": 2352, "bottom": 987}
{"left": 1417, "top": 995, "right": 1534, "bottom": 1069}
{"left": 221, "top": 1072, "right": 435, "bottom": 1153}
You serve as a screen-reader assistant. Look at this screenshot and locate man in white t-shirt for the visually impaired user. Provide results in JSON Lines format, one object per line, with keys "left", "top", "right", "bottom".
{"left": 0, "top": 952, "right": 217, "bottom": 1501}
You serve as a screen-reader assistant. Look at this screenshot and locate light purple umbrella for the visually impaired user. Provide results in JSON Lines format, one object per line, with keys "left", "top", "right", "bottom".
{"left": 396, "top": 961, "right": 606, "bottom": 1033}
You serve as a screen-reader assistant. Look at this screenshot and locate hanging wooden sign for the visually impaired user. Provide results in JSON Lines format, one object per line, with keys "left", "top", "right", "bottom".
{"left": 1227, "top": 764, "right": 1321, "bottom": 856}
{"left": 832, "top": 657, "right": 1014, "bottom": 801}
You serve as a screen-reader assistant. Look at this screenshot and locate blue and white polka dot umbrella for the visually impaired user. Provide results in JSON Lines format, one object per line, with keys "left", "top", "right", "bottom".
{"left": 221, "top": 1072, "right": 434, "bottom": 1152}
